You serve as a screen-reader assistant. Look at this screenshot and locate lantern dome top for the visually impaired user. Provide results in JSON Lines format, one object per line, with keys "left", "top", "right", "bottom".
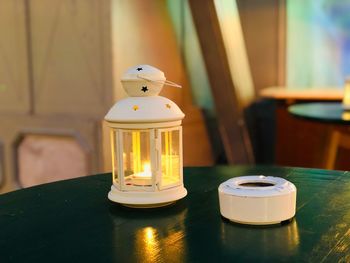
{"left": 105, "top": 96, "right": 185, "bottom": 123}
{"left": 120, "top": 64, "right": 181, "bottom": 97}
{"left": 105, "top": 65, "right": 184, "bottom": 124}
{"left": 122, "top": 64, "right": 166, "bottom": 82}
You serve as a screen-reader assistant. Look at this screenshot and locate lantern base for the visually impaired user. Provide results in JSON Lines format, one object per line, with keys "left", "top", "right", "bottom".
{"left": 122, "top": 201, "right": 175, "bottom": 209}
{"left": 108, "top": 184, "right": 187, "bottom": 208}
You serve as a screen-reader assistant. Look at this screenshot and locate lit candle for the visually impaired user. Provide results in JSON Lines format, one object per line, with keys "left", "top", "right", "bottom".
{"left": 130, "top": 162, "right": 152, "bottom": 186}
{"left": 135, "top": 163, "right": 152, "bottom": 178}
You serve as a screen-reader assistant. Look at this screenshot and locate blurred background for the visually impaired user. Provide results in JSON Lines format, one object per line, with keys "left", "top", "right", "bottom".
{"left": 1, "top": 0, "right": 350, "bottom": 193}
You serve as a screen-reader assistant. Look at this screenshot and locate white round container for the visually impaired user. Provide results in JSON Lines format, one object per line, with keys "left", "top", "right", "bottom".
{"left": 218, "top": 175, "right": 297, "bottom": 225}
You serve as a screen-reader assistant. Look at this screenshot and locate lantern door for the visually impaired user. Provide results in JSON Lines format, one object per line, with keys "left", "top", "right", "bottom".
{"left": 157, "top": 127, "right": 182, "bottom": 190}
{"left": 110, "top": 129, "right": 120, "bottom": 189}
{"left": 117, "top": 129, "right": 156, "bottom": 191}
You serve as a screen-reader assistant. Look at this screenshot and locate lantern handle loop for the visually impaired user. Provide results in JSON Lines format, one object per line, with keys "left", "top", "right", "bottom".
{"left": 137, "top": 75, "right": 182, "bottom": 88}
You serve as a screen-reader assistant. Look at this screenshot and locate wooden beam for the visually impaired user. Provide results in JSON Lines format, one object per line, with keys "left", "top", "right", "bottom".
{"left": 189, "top": 0, "right": 254, "bottom": 164}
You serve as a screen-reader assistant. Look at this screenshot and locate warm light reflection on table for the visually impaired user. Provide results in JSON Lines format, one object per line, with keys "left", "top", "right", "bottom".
{"left": 111, "top": 208, "right": 188, "bottom": 262}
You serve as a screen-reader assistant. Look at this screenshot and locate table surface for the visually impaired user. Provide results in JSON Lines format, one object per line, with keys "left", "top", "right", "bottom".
{"left": 288, "top": 102, "right": 350, "bottom": 124}
{"left": 1, "top": 166, "right": 350, "bottom": 262}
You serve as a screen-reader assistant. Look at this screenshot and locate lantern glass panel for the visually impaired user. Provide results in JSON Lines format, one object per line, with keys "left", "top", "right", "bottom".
{"left": 160, "top": 129, "right": 181, "bottom": 189}
{"left": 111, "top": 129, "right": 119, "bottom": 188}
{"left": 122, "top": 130, "right": 152, "bottom": 188}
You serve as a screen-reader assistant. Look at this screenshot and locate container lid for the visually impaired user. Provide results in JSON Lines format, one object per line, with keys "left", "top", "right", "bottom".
{"left": 105, "top": 96, "right": 185, "bottom": 123}
{"left": 218, "top": 176, "right": 296, "bottom": 197}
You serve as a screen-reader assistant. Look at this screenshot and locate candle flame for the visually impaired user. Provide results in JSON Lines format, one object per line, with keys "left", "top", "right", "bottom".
{"left": 134, "top": 162, "right": 152, "bottom": 178}
{"left": 143, "top": 163, "right": 151, "bottom": 172}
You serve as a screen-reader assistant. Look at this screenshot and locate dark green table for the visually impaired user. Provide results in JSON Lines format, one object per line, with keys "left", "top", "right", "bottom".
{"left": 1, "top": 166, "right": 350, "bottom": 262}
{"left": 288, "top": 102, "right": 350, "bottom": 124}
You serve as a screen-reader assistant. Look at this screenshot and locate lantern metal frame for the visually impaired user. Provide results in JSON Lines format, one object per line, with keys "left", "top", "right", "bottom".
{"left": 114, "top": 128, "right": 156, "bottom": 192}
{"left": 111, "top": 126, "right": 183, "bottom": 192}
{"left": 107, "top": 121, "right": 186, "bottom": 207}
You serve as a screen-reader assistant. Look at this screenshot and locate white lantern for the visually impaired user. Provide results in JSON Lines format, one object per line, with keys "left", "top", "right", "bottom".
{"left": 105, "top": 65, "right": 187, "bottom": 208}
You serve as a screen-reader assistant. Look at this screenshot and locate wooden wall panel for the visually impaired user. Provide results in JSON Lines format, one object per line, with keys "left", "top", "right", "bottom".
{"left": 0, "top": 0, "right": 31, "bottom": 113}
{"left": 29, "top": 0, "right": 112, "bottom": 117}
{"left": 0, "top": 115, "right": 101, "bottom": 193}
{"left": 237, "top": 0, "right": 285, "bottom": 91}
{"left": 18, "top": 134, "right": 89, "bottom": 188}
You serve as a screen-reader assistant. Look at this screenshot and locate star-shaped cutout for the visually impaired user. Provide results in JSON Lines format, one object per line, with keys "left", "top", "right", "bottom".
{"left": 136, "top": 67, "right": 143, "bottom": 71}
{"left": 133, "top": 105, "right": 139, "bottom": 111}
{"left": 166, "top": 104, "right": 171, "bottom": 109}
{"left": 141, "top": 86, "right": 148, "bottom": 92}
